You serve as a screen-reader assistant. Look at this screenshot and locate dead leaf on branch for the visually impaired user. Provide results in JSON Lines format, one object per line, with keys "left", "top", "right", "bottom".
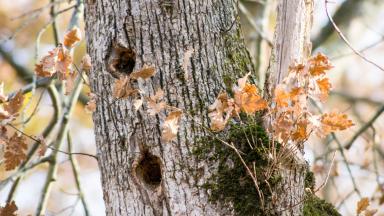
{"left": 81, "top": 54, "right": 92, "bottom": 72}
{"left": 0, "top": 201, "right": 18, "bottom": 216}
{"left": 3, "top": 132, "right": 28, "bottom": 171}
{"left": 357, "top": 197, "right": 370, "bottom": 214}
{"left": 308, "top": 53, "right": 333, "bottom": 76}
{"left": 316, "top": 78, "right": 331, "bottom": 101}
{"left": 4, "top": 91, "right": 24, "bottom": 116}
{"left": 63, "top": 26, "right": 82, "bottom": 47}
{"left": 162, "top": 110, "right": 182, "bottom": 142}
{"left": 319, "top": 112, "right": 354, "bottom": 136}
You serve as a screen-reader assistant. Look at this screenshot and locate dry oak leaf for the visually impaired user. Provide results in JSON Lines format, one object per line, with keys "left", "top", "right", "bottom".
{"left": 308, "top": 53, "right": 333, "bottom": 76}
{"left": 292, "top": 120, "right": 308, "bottom": 141}
{"left": 130, "top": 65, "right": 156, "bottom": 80}
{"left": 147, "top": 90, "right": 166, "bottom": 116}
{"left": 112, "top": 76, "right": 139, "bottom": 99}
{"left": 56, "top": 47, "right": 73, "bottom": 79}
{"left": 0, "top": 201, "right": 18, "bottom": 216}
{"left": 273, "top": 112, "right": 294, "bottom": 143}
{"left": 0, "top": 109, "right": 11, "bottom": 121}
{"left": 316, "top": 78, "right": 331, "bottom": 101}
{"left": 162, "top": 110, "right": 182, "bottom": 142}
{"left": 357, "top": 197, "right": 370, "bottom": 214}
{"left": 4, "top": 91, "right": 24, "bottom": 115}
{"left": 63, "top": 26, "right": 82, "bottom": 47}
{"left": 320, "top": 112, "right": 354, "bottom": 136}
{"left": 35, "top": 48, "right": 58, "bottom": 77}
{"left": 208, "top": 92, "right": 238, "bottom": 131}
{"left": 4, "top": 133, "right": 28, "bottom": 171}
{"left": 234, "top": 83, "right": 267, "bottom": 114}
{"left": 85, "top": 93, "right": 97, "bottom": 113}
{"left": 81, "top": 54, "right": 92, "bottom": 72}
{"left": 274, "top": 85, "right": 290, "bottom": 108}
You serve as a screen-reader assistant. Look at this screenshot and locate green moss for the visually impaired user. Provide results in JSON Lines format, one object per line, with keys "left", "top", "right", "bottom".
{"left": 304, "top": 169, "right": 315, "bottom": 191}
{"left": 194, "top": 120, "right": 281, "bottom": 215}
{"left": 303, "top": 193, "right": 341, "bottom": 216}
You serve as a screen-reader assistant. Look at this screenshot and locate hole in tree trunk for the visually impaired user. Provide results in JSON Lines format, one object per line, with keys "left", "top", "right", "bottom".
{"left": 136, "top": 151, "right": 162, "bottom": 188}
{"left": 107, "top": 44, "right": 136, "bottom": 78}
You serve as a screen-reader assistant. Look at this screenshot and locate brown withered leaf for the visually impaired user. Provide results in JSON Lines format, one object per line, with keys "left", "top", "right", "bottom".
{"left": 0, "top": 126, "right": 8, "bottom": 145}
{"left": 0, "top": 201, "right": 18, "bottom": 216}
{"left": 316, "top": 78, "right": 331, "bottom": 101}
{"left": 4, "top": 91, "right": 24, "bottom": 115}
{"left": 63, "top": 26, "right": 82, "bottom": 47}
{"left": 35, "top": 48, "right": 58, "bottom": 77}
{"left": 147, "top": 89, "right": 166, "bottom": 115}
{"left": 130, "top": 65, "right": 156, "bottom": 80}
{"left": 4, "top": 133, "right": 28, "bottom": 171}
{"left": 308, "top": 53, "right": 332, "bottom": 76}
{"left": 357, "top": 197, "right": 370, "bottom": 214}
{"left": 208, "top": 92, "right": 239, "bottom": 131}
{"left": 112, "top": 76, "right": 139, "bottom": 99}
{"left": 85, "top": 93, "right": 97, "bottom": 113}
{"left": 273, "top": 112, "right": 293, "bottom": 143}
{"left": 81, "top": 54, "right": 92, "bottom": 72}
{"left": 162, "top": 110, "right": 182, "bottom": 142}
{"left": 320, "top": 112, "right": 354, "bottom": 136}
{"left": 56, "top": 46, "right": 72, "bottom": 79}
{"left": 0, "top": 82, "right": 8, "bottom": 103}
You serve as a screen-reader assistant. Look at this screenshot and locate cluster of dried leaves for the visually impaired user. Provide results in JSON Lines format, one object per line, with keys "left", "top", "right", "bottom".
{"left": 34, "top": 27, "right": 91, "bottom": 95}
{"left": 208, "top": 53, "right": 354, "bottom": 146}
{"left": 0, "top": 91, "right": 29, "bottom": 171}
{"left": 100, "top": 65, "right": 182, "bottom": 142}
{"left": 0, "top": 28, "right": 91, "bottom": 172}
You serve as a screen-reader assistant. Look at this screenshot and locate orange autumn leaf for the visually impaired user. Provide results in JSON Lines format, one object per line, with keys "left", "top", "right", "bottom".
{"left": 0, "top": 201, "right": 18, "bottom": 216}
{"left": 292, "top": 120, "right": 308, "bottom": 141}
{"left": 274, "top": 86, "right": 290, "bottom": 108}
{"left": 235, "top": 83, "right": 267, "bottom": 114}
{"left": 56, "top": 46, "right": 73, "bottom": 79}
{"left": 208, "top": 92, "right": 239, "bottom": 131}
{"left": 316, "top": 78, "right": 331, "bottom": 101}
{"left": 320, "top": 112, "right": 354, "bottom": 136}
{"left": 162, "top": 110, "right": 182, "bottom": 142}
{"left": 357, "top": 197, "right": 370, "bottom": 214}
{"left": 130, "top": 65, "right": 156, "bottom": 80}
{"left": 308, "top": 53, "right": 332, "bottom": 76}
{"left": 63, "top": 26, "right": 82, "bottom": 47}
{"left": 3, "top": 133, "right": 28, "bottom": 171}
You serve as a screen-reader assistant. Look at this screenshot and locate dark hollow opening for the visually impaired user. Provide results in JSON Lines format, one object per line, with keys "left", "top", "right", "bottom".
{"left": 136, "top": 152, "right": 162, "bottom": 187}
{"left": 107, "top": 45, "right": 136, "bottom": 77}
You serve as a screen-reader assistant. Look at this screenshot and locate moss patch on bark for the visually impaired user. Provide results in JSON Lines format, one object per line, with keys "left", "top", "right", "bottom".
{"left": 193, "top": 120, "right": 281, "bottom": 215}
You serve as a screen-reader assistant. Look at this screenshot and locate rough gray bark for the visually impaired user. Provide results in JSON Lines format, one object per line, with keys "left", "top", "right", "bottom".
{"left": 84, "top": 0, "right": 313, "bottom": 215}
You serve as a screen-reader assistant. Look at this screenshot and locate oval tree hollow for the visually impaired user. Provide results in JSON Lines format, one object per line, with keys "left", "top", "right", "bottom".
{"left": 135, "top": 151, "right": 162, "bottom": 188}
{"left": 107, "top": 44, "right": 136, "bottom": 78}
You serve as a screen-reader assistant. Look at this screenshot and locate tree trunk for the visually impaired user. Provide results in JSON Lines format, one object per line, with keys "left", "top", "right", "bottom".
{"left": 84, "top": 0, "right": 313, "bottom": 215}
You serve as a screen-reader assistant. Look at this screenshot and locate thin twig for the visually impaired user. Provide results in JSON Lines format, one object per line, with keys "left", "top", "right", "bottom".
{"left": 324, "top": 0, "right": 384, "bottom": 72}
